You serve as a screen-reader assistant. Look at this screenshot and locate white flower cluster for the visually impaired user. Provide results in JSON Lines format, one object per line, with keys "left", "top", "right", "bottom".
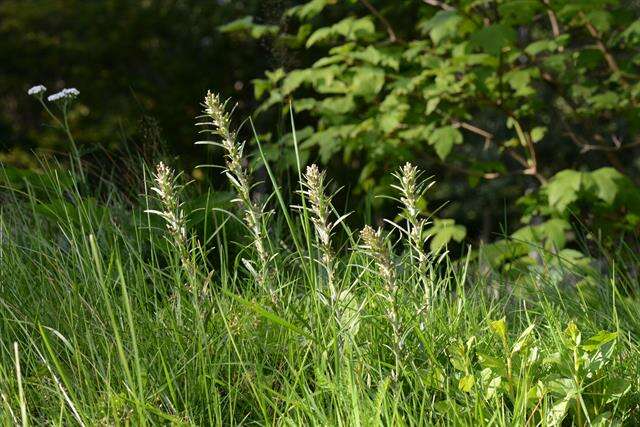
{"left": 27, "top": 85, "right": 47, "bottom": 95}
{"left": 47, "top": 88, "right": 80, "bottom": 102}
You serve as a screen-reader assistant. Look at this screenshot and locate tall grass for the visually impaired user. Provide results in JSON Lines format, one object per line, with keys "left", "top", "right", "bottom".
{"left": 0, "top": 93, "right": 638, "bottom": 425}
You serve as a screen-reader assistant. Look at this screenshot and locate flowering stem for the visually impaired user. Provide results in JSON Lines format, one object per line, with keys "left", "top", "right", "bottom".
{"left": 38, "top": 98, "right": 84, "bottom": 182}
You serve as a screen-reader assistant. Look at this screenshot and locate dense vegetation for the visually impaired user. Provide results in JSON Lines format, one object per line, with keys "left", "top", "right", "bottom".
{"left": 1, "top": 90, "right": 639, "bottom": 424}
{"left": 227, "top": 0, "right": 640, "bottom": 256}
{"left": 1, "top": 0, "right": 640, "bottom": 425}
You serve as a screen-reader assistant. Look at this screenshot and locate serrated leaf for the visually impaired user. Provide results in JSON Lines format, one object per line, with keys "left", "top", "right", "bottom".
{"left": 420, "top": 11, "right": 462, "bottom": 44}
{"left": 429, "top": 126, "right": 463, "bottom": 160}
{"left": 591, "top": 167, "right": 624, "bottom": 205}
{"left": 351, "top": 66, "right": 385, "bottom": 96}
{"left": 219, "top": 16, "right": 278, "bottom": 38}
{"left": 426, "top": 218, "right": 466, "bottom": 252}
{"left": 546, "top": 170, "right": 585, "bottom": 212}
{"left": 470, "top": 24, "right": 517, "bottom": 55}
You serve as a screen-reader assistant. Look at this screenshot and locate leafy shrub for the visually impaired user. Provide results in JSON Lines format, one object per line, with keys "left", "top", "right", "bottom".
{"left": 225, "top": 0, "right": 640, "bottom": 255}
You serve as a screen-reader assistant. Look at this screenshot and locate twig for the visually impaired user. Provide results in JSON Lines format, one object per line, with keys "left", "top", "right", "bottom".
{"left": 580, "top": 12, "right": 628, "bottom": 87}
{"left": 541, "top": 0, "right": 563, "bottom": 51}
{"left": 359, "top": 0, "right": 399, "bottom": 42}
{"left": 452, "top": 119, "right": 494, "bottom": 149}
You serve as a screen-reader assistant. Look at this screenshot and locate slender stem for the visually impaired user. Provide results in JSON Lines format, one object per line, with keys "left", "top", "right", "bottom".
{"left": 62, "top": 106, "right": 85, "bottom": 182}
{"left": 38, "top": 98, "right": 85, "bottom": 182}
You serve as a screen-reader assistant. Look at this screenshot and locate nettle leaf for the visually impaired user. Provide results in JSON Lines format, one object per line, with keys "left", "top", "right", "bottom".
{"left": 318, "top": 96, "right": 355, "bottom": 114}
{"left": 591, "top": 167, "right": 624, "bottom": 205}
{"left": 281, "top": 69, "right": 313, "bottom": 95}
{"left": 504, "top": 69, "right": 535, "bottom": 97}
{"left": 470, "top": 24, "right": 517, "bottom": 55}
{"left": 218, "top": 16, "right": 278, "bottom": 38}
{"left": 350, "top": 66, "right": 385, "bottom": 96}
{"left": 546, "top": 170, "right": 590, "bottom": 212}
{"left": 498, "top": 0, "right": 543, "bottom": 25}
{"left": 428, "top": 126, "right": 463, "bottom": 160}
{"left": 620, "top": 19, "right": 640, "bottom": 43}
{"left": 287, "top": 0, "right": 332, "bottom": 20}
{"left": 586, "top": 10, "right": 612, "bottom": 34}
{"left": 379, "top": 109, "right": 406, "bottom": 134}
{"left": 530, "top": 126, "right": 546, "bottom": 143}
{"left": 312, "top": 66, "right": 348, "bottom": 93}
{"left": 350, "top": 45, "right": 400, "bottom": 70}
{"left": 587, "top": 91, "right": 621, "bottom": 110}
{"left": 525, "top": 39, "right": 554, "bottom": 56}
{"left": 511, "top": 219, "right": 571, "bottom": 251}
{"left": 426, "top": 218, "right": 466, "bottom": 252}
{"left": 419, "top": 11, "right": 462, "bottom": 44}
{"left": 306, "top": 16, "right": 375, "bottom": 47}
{"left": 379, "top": 95, "right": 409, "bottom": 133}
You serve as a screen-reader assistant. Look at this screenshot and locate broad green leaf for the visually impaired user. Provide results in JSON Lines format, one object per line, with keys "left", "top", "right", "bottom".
{"left": 287, "top": 0, "right": 331, "bottom": 20}
{"left": 470, "top": 24, "right": 516, "bottom": 55}
{"left": 564, "top": 321, "right": 581, "bottom": 347}
{"left": 489, "top": 317, "right": 507, "bottom": 342}
{"left": 546, "top": 396, "right": 572, "bottom": 426}
{"left": 426, "top": 218, "right": 466, "bottom": 252}
{"left": 307, "top": 17, "right": 375, "bottom": 47}
{"left": 480, "top": 368, "right": 502, "bottom": 399}
{"left": 428, "top": 126, "right": 463, "bottom": 160}
{"left": 498, "top": 1, "right": 543, "bottom": 24}
{"left": 351, "top": 66, "right": 385, "bottom": 96}
{"left": 478, "top": 353, "right": 507, "bottom": 377}
{"left": 218, "top": 16, "right": 278, "bottom": 38}
{"left": 512, "top": 323, "right": 535, "bottom": 354}
{"left": 581, "top": 331, "right": 617, "bottom": 352}
{"left": 530, "top": 126, "right": 546, "bottom": 143}
{"left": 282, "top": 69, "right": 312, "bottom": 95}
{"left": 419, "top": 11, "right": 462, "bottom": 44}
{"left": 591, "top": 167, "right": 624, "bottom": 205}
{"left": 458, "top": 374, "right": 475, "bottom": 392}
{"left": 546, "top": 170, "right": 585, "bottom": 212}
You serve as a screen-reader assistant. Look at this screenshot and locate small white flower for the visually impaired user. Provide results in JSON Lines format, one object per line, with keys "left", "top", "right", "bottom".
{"left": 63, "top": 88, "right": 80, "bottom": 97}
{"left": 27, "top": 85, "right": 47, "bottom": 96}
{"left": 47, "top": 87, "right": 80, "bottom": 102}
{"left": 47, "top": 91, "right": 65, "bottom": 102}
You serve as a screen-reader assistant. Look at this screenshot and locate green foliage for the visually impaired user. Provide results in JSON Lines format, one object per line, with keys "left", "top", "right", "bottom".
{"left": 2, "top": 145, "right": 639, "bottom": 425}
{"left": 226, "top": 0, "right": 640, "bottom": 255}
{"left": 2, "top": 91, "right": 639, "bottom": 425}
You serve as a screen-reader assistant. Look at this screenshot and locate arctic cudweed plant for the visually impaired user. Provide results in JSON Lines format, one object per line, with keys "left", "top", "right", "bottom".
{"left": 301, "top": 164, "right": 339, "bottom": 304}
{"left": 146, "top": 161, "right": 200, "bottom": 291}
{"left": 392, "top": 163, "right": 435, "bottom": 309}
{"left": 198, "top": 91, "right": 273, "bottom": 296}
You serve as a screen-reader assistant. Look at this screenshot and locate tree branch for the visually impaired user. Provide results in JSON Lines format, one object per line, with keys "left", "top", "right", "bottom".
{"left": 359, "top": 0, "right": 399, "bottom": 42}
{"left": 580, "top": 11, "right": 628, "bottom": 87}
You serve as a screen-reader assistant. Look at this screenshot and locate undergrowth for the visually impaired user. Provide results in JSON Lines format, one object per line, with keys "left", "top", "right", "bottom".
{"left": 0, "top": 92, "right": 638, "bottom": 426}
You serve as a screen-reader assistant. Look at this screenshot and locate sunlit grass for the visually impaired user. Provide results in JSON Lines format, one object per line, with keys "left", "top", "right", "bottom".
{"left": 0, "top": 95, "right": 638, "bottom": 425}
